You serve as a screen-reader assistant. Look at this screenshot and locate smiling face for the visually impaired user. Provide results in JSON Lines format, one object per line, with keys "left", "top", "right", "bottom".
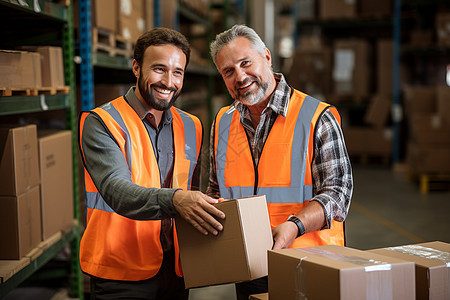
{"left": 133, "top": 44, "right": 186, "bottom": 111}
{"left": 214, "top": 37, "right": 275, "bottom": 106}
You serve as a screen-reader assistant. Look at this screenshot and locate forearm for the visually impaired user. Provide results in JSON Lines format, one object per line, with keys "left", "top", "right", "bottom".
{"left": 294, "top": 200, "right": 326, "bottom": 233}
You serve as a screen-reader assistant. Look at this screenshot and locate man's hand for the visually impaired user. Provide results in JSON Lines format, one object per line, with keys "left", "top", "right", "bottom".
{"left": 173, "top": 190, "right": 225, "bottom": 236}
{"left": 272, "top": 221, "right": 298, "bottom": 250}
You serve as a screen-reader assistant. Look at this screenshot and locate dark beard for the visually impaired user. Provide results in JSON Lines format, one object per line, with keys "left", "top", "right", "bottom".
{"left": 138, "top": 74, "right": 180, "bottom": 111}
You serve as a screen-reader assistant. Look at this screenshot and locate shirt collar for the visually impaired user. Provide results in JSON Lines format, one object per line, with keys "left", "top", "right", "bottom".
{"left": 125, "top": 87, "right": 173, "bottom": 125}
{"left": 234, "top": 73, "right": 290, "bottom": 118}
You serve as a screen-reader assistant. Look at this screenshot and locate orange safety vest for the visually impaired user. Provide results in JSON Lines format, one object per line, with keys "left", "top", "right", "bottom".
{"left": 214, "top": 89, "right": 344, "bottom": 248}
{"left": 78, "top": 96, "right": 202, "bottom": 281}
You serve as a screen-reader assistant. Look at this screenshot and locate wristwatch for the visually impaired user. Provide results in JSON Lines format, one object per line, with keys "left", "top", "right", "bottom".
{"left": 287, "top": 215, "right": 306, "bottom": 238}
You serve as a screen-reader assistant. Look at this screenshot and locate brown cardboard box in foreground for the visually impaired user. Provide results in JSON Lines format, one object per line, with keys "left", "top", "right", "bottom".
{"left": 0, "top": 125, "right": 40, "bottom": 196}
{"left": 0, "top": 186, "right": 41, "bottom": 259}
{"left": 176, "top": 195, "right": 273, "bottom": 289}
{"left": 268, "top": 245, "right": 415, "bottom": 300}
{"left": 368, "top": 241, "right": 450, "bottom": 300}
{"left": 38, "top": 130, "right": 74, "bottom": 240}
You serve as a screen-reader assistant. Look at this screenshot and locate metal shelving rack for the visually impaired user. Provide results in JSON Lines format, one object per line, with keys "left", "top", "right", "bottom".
{"left": 0, "top": 0, "right": 83, "bottom": 298}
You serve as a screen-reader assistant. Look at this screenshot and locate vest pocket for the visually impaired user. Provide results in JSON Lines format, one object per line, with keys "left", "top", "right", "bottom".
{"left": 259, "top": 142, "right": 291, "bottom": 186}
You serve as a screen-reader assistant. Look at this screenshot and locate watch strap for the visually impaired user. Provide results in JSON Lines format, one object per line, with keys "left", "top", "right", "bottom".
{"left": 287, "top": 215, "right": 306, "bottom": 238}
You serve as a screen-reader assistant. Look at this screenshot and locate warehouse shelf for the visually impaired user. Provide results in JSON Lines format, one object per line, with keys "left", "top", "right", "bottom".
{"left": 0, "top": 94, "right": 70, "bottom": 116}
{"left": 92, "top": 52, "right": 133, "bottom": 70}
{"left": 0, "top": 0, "right": 83, "bottom": 298}
{"left": 0, "top": 226, "right": 79, "bottom": 298}
{"left": 179, "top": 3, "right": 211, "bottom": 28}
{"left": 297, "top": 17, "right": 393, "bottom": 29}
{"left": 0, "top": 0, "right": 68, "bottom": 22}
{"left": 401, "top": 46, "right": 450, "bottom": 56}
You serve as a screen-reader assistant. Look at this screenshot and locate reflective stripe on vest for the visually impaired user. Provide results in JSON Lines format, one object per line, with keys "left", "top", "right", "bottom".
{"left": 78, "top": 96, "right": 202, "bottom": 280}
{"left": 214, "top": 89, "right": 344, "bottom": 247}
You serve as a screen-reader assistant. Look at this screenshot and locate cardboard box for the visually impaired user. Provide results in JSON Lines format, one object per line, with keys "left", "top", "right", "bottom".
{"left": 20, "top": 46, "right": 65, "bottom": 88}
{"left": 344, "top": 127, "right": 392, "bottom": 156}
{"left": 333, "top": 39, "right": 371, "bottom": 100}
{"left": 176, "top": 195, "right": 273, "bottom": 288}
{"left": 407, "top": 143, "right": 450, "bottom": 173}
{"left": 161, "top": 0, "right": 177, "bottom": 28}
{"left": 368, "top": 241, "right": 450, "bottom": 300}
{"left": 0, "top": 50, "right": 42, "bottom": 89}
{"left": 436, "top": 86, "right": 450, "bottom": 127}
{"left": 287, "top": 47, "right": 332, "bottom": 98}
{"left": 38, "top": 130, "right": 74, "bottom": 240}
{"left": 93, "top": 0, "right": 117, "bottom": 32}
{"left": 364, "top": 94, "right": 391, "bottom": 128}
{"left": 409, "top": 30, "right": 434, "bottom": 48}
{"left": 408, "top": 114, "right": 450, "bottom": 145}
{"left": 0, "top": 125, "right": 40, "bottom": 196}
{"left": 268, "top": 245, "right": 415, "bottom": 300}
{"left": 359, "top": 0, "right": 392, "bottom": 18}
{"left": 403, "top": 86, "right": 436, "bottom": 114}
{"left": 319, "top": 0, "right": 356, "bottom": 20}
{"left": 250, "top": 293, "right": 268, "bottom": 300}
{"left": 118, "top": 0, "right": 145, "bottom": 42}
{"left": 144, "top": 0, "right": 154, "bottom": 30}
{"left": 0, "top": 186, "right": 41, "bottom": 259}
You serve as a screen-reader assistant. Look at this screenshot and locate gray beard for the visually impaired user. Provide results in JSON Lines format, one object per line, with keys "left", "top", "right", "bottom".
{"left": 236, "top": 80, "right": 270, "bottom": 106}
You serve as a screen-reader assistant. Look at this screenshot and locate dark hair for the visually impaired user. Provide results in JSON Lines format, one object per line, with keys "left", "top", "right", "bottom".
{"left": 133, "top": 27, "right": 191, "bottom": 68}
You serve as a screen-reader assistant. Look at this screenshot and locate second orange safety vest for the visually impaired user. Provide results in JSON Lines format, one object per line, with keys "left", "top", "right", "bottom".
{"left": 213, "top": 89, "right": 344, "bottom": 248}
{"left": 78, "top": 96, "right": 202, "bottom": 280}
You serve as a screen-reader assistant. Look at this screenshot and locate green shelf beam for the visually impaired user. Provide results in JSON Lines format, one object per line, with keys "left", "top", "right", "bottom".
{"left": 0, "top": 227, "right": 78, "bottom": 299}
{"left": 0, "top": 0, "right": 68, "bottom": 22}
{"left": 0, "top": 94, "right": 69, "bottom": 116}
{"left": 92, "top": 52, "right": 133, "bottom": 70}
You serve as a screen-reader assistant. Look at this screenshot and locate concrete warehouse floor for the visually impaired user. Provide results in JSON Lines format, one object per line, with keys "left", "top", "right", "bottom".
{"left": 4, "top": 166, "right": 450, "bottom": 300}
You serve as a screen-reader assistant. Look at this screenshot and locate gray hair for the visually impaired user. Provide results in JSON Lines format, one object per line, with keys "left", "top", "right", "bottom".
{"left": 210, "top": 24, "right": 267, "bottom": 64}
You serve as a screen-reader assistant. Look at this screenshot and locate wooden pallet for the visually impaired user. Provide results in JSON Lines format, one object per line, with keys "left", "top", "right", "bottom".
{"left": 410, "top": 172, "right": 450, "bottom": 194}
{"left": 92, "top": 27, "right": 133, "bottom": 58}
{"left": 0, "top": 86, "right": 70, "bottom": 96}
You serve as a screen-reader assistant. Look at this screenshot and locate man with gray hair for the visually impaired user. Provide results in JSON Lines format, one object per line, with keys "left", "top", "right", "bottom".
{"left": 207, "top": 24, "right": 353, "bottom": 299}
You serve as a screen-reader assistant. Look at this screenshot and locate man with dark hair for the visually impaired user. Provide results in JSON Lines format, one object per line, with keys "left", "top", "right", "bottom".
{"left": 208, "top": 24, "right": 353, "bottom": 299}
{"left": 79, "top": 27, "right": 225, "bottom": 300}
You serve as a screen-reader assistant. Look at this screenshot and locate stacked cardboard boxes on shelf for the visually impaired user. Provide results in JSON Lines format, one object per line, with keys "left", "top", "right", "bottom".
{"left": 0, "top": 125, "right": 41, "bottom": 260}
{"left": 74, "top": 0, "right": 154, "bottom": 56}
{"left": 0, "top": 125, "right": 74, "bottom": 263}
{"left": 0, "top": 46, "right": 66, "bottom": 93}
{"left": 404, "top": 86, "right": 450, "bottom": 174}
{"left": 0, "top": 50, "right": 42, "bottom": 90}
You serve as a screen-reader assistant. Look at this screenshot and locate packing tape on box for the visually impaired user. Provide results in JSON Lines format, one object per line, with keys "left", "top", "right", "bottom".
{"left": 386, "top": 245, "right": 450, "bottom": 299}
{"left": 294, "top": 247, "right": 393, "bottom": 300}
